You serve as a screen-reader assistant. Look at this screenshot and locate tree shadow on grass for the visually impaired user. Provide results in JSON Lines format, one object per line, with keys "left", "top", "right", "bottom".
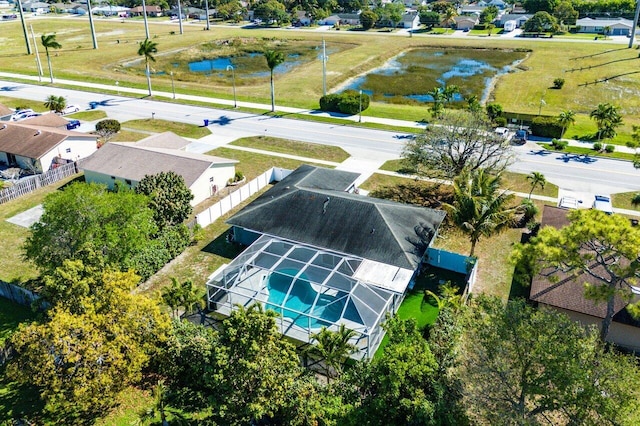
{"left": 0, "top": 365, "right": 45, "bottom": 424}
{"left": 201, "top": 232, "right": 244, "bottom": 260}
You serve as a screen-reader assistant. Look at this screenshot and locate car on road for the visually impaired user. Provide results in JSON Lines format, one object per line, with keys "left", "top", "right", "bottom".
{"left": 11, "top": 109, "right": 35, "bottom": 121}
{"left": 593, "top": 195, "right": 613, "bottom": 215}
{"left": 60, "top": 105, "right": 80, "bottom": 115}
{"left": 66, "top": 119, "right": 81, "bottom": 130}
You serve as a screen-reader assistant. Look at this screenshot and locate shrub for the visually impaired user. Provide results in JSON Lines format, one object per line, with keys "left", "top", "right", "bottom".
{"left": 593, "top": 142, "right": 603, "bottom": 151}
{"left": 553, "top": 78, "right": 565, "bottom": 89}
{"left": 531, "top": 116, "right": 563, "bottom": 138}
{"left": 550, "top": 139, "right": 568, "bottom": 150}
{"left": 494, "top": 116, "right": 508, "bottom": 127}
{"left": 631, "top": 193, "right": 640, "bottom": 206}
{"left": 605, "top": 144, "right": 615, "bottom": 153}
{"left": 319, "top": 90, "right": 370, "bottom": 115}
{"left": 486, "top": 103, "right": 503, "bottom": 121}
{"left": 95, "top": 119, "right": 121, "bottom": 142}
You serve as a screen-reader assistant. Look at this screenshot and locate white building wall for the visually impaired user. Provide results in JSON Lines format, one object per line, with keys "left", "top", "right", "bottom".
{"left": 40, "top": 138, "right": 97, "bottom": 171}
{"left": 189, "top": 163, "right": 236, "bottom": 206}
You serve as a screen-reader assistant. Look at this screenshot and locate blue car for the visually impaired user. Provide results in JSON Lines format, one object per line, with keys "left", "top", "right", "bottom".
{"left": 66, "top": 119, "right": 81, "bottom": 130}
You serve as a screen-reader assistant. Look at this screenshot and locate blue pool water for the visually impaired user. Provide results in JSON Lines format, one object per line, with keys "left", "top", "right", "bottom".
{"left": 265, "top": 268, "right": 362, "bottom": 329}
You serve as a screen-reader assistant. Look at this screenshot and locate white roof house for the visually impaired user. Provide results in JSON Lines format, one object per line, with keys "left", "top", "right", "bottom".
{"left": 80, "top": 133, "right": 237, "bottom": 206}
{"left": 576, "top": 17, "right": 635, "bottom": 36}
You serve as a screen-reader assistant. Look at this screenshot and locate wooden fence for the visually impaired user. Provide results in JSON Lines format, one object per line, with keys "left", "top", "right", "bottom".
{"left": 195, "top": 167, "right": 292, "bottom": 228}
{"left": 0, "top": 162, "right": 78, "bottom": 205}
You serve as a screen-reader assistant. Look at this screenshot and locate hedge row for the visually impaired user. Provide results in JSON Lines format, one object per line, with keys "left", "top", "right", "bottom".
{"left": 531, "top": 116, "right": 564, "bottom": 138}
{"left": 319, "top": 90, "right": 370, "bottom": 115}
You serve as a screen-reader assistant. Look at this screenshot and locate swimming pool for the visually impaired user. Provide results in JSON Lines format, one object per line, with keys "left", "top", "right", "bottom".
{"left": 265, "top": 268, "right": 362, "bottom": 329}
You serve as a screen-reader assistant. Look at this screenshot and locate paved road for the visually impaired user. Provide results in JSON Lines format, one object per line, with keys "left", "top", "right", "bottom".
{"left": 2, "top": 79, "right": 639, "bottom": 194}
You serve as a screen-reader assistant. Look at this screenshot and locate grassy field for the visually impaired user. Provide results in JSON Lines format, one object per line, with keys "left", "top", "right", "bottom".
{"left": 67, "top": 110, "right": 108, "bottom": 121}
{"left": 110, "top": 129, "right": 150, "bottom": 142}
{"left": 121, "top": 118, "right": 211, "bottom": 139}
{"left": 359, "top": 173, "right": 418, "bottom": 192}
{"left": 1, "top": 18, "right": 639, "bottom": 138}
{"left": 230, "top": 136, "right": 349, "bottom": 162}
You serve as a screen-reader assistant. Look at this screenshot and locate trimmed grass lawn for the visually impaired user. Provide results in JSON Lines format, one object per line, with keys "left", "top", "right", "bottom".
{"left": 501, "top": 171, "right": 559, "bottom": 198}
{"left": 0, "top": 96, "right": 48, "bottom": 113}
{"left": 110, "top": 129, "right": 151, "bottom": 142}
{"left": 359, "top": 173, "right": 416, "bottom": 192}
{"left": 230, "top": 136, "right": 350, "bottom": 162}
{"left": 206, "top": 147, "right": 332, "bottom": 180}
{"left": 0, "top": 174, "right": 81, "bottom": 284}
{"left": 0, "top": 298, "right": 37, "bottom": 345}
{"left": 374, "top": 267, "right": 467, "bottom": 357}
{"left": 611, "top": 191, "right": 640, "bottom": 211}
{"left": 67, "top": 110, "right": 107, "bottom": 121}
{"left": 121, "top": 119, "right": 211, "bottom": 139}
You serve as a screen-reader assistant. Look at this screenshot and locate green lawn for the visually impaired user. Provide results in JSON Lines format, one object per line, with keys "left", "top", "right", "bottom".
{"left": 121, "top": 119, "right": 211, "bottom": 139}
{"left": 501, "top": 171, "right": 559, "bottom": 198}
{"left": 230, "top": 136, "right": 350, "bottom": 162}
{"left": 611, "top": 191, "right": 640, "bottom": 211}
{"left": 67, "top": 110, "right": 108, "bottom": 121}
{"left": 110, "top": 129, "right": 151, "bottom": 142}
{"left": 359, "top": 173, "right": 416, "bottom": 192}
{"left": 374, "top": 267, "right": 467, "bottom": 357}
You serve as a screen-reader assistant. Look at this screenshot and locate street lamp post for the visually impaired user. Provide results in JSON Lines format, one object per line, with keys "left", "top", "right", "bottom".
{"left": 227, "top": 65, "right": 237, "bottom": 108}
{"left": 170, "top": 71, "right": 176, "bottom": 99}
{"left": 359, "top": 90, "right": 363, "bottom": 123}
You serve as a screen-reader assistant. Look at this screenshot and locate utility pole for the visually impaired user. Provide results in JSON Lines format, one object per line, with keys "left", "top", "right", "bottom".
{"left": 16, "top": 0, "right": 31, "bottom": 54}
{"left": 321, "top": 39, "right": 328, "bottom": 97}
{"left": 30, "top": 25, "right": 43, "bottom": 81}
{"left": 630, "top": 0, "right": 640, "bottom": 48}
{"left": 87, "top": 0, "right": 98, "bottom": 49}
{"left": 177, "top": 0, "right": 183, "bottom": 35}
{"left": 141, "top": 0, "right": 150, "bottom": 39}
{"left": 204, "top": 0, "right": 210, "bottom": 30}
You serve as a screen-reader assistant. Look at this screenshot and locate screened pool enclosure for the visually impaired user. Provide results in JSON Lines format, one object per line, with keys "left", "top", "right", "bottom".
{"left": 206, "top": 235, "right": 413, "bottom": 358}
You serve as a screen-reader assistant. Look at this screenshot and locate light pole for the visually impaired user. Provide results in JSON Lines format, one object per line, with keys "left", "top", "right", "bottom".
{"left": 358, "top": 90, "right": 363, "bottom": 123}
{"left": 170, "top": 71, "right": 176, "bottom": 99}
{"left": 141, "top": 0, "right": 150, "bottom": 39}
{"left": 227, "top": 65, "right": 237, "bottom": 108}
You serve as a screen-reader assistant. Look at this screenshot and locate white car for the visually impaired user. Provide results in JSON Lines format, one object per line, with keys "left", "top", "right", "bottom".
{"left": 11, "top": 109, "right": 34, "bottom": 121}
{"left": 61, "top": 105, "right": 81, "bottom": 115}
{"left": 593, "top": 195, "right": 613, "bottom": 215}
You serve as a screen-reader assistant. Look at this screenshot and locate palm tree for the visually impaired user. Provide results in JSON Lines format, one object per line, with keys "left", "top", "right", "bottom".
{"left": 136, "top": 380, "right": 187, "bottom": 426}
{"left": 305, "top": 324, "right": 357, "bottom": 382}
{"left": 444, "top": 168, "right": 517, "bottom": 257}
{"left": 526, "top": 171, "right": 546, "bottom": 200}
{"left": 441, "top": 7, "right": 457, "bottom": 29}
{"left": 44, "top": 95, "right": 66, "bottom": 113}
{"left": 557, "top": 109, "right": 575, "bottom": 138}
{"left": 442, "top": 84, "right": 460, "bottom": 104}
{"left": 428, "top": 87, "right": 446, "bottom": 118}
{"left": 590, "top": 103, "right": 622, "bottom": 140}
{"left": 41, "top": 33, "right": 62, "bottom": 83}
{"left": 138, "top": 38, "right": 158, "bottom": 97}
{"left": 263, "top": 49, "right": 285, "bottom": 112}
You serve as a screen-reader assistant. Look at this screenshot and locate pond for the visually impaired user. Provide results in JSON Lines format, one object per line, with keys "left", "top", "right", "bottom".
{"left": 342, "top": 48, "right": 527, "bottom": 104}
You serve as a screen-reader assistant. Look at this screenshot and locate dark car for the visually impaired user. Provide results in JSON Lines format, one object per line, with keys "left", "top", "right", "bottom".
{"left": 66, "top": 119, "right": 81, "bottom": 130}
{"left": 514, "top": 129, "right": 528, "bottom": 143}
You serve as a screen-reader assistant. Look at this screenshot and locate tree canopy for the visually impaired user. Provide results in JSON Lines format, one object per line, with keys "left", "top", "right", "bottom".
{"left": 402, "top": 112, "right": 514, "bottom": 179}
{"left": 135, "top": 171, "right": 194, "bottom": 228}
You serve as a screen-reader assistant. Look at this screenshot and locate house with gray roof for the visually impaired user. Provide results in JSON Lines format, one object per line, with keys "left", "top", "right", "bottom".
{"left": 80, "top": 139, "right": 237, "bottom": 206}
{"left": 497, "top": 13, "right": 531, "bottom": 27}
{"left": 576, "top": 17, "right": 635, "bottom": 36}
{"left": 0, "top": 122, "right": 97, "bottom": 173}
{"left": 206, "top": 165, "right": 447, "bottom": 358}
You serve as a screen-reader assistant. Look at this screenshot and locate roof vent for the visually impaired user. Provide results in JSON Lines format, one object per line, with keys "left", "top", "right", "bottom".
{"left": 322, "top": 197, "right": 330, "bottom": 215}
{"left": 0, "top": 124, "right": 6, "bottom": 130}
{"left": 35, "top": 130, "right": 41, "bottom": 136}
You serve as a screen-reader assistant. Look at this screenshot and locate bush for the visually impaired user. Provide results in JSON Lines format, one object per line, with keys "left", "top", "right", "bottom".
{"left": 553, "top": 78, "right": 565, "bottom": 89}
{"left": 319, "top": 90, "right": 370, "bottom": 115}
{"left": 631, "top": 193, "right": 640, "bottom": 206}
{"left": 494, "top": 116, "right": 508, "bottom": 127}
{"left": 593, "top": 142, "right": 603, "bottom": 151}
{"left": 531, "top": 116, "right": 563, "bottom": 138}
{"left": 605, "top": 144, "right": 615, "bottom": 153}
{"left": 486, "top": 103, "right": 503, "bottom": 121}
{"left": 550, "top": 139, "right": 568, "bottom": 150}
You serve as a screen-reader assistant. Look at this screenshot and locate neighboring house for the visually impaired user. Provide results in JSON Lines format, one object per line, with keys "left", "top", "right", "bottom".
{"left": 478, "top": 0, "right": 506, "bottom": 8}
{"left": 318, "top": 14, "right": 340, "bottom": 25}
{"left": 206, "top": 165, "right": 447, "bottom": 358}
{"left": 455, "top": 15, "right": 478, "bottom": 30}
{"left": 20, "top": 113, "right": 71, "bottom": 130}
{"left": 459, "top": 5, "right": 485, "bottom": 15}
{"left": 184, "top": 7, "right": 204, "bottom": 19}
{"left": 529, "top": 206, "right": 640, "bottom": 352}
{"left": 129, "top": 5, "right": 162, "bottom": 17}
{"left": 576, "top": 17, "right": 635, "bottom": 36}
{"left": 294, "top": 10, "right": 311, "bottom": 26}
{"left": 71, "top": 5, "right": 87, "bottom": 15}
{"left": 337, "top": 13, "right": 360, "bottom": 25}
{"left": 497, "top": 13, "right": 530, "bottom": 27}
{"left": 91, "top": 5, "right": 129, "bottom": 16}
{"left": 0, "top": 122, "right": 97, "bottom": 173}
{"left": 0, "top": 104, "right": 13, "bottom": 122}
{"left": 80, "top": 135, "right": 237, "bottom": 206}
{"left": 401, "top": 12, "right": 420, "bottom": 28}
{"left": 23, "top": 1, "right": 49, "bottom": 13}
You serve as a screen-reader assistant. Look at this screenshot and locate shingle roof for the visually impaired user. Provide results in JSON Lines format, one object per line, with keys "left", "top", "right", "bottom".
{"left": 228, "top": 165, "right": 446, "bottom": 270}
{"left": 0, "top": 122, "right": 95, "bottom": 159}
{"left": 530, "top": 206, "right": 630, "bottom": 319}
{"left": 0, "top": 104, "right": 12, "bottom": 117}
{"left": 20, "top": 113, "right": 70, "bottom": 128}
{"left": 576, "top": 17, "right": 634, "bottom": 27}
{"left": 79, "top": 143, "right": 236, "bottom": 187}
{"left": 135, "top": 132, "right": 191, "bottom": 150}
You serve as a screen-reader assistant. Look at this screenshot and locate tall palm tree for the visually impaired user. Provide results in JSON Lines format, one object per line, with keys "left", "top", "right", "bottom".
{"left": 427, "top": 87, "right": 446, "bottom": 118}
{"left": 138, "top": 38, "right": 158, "bottom": 97}
{"left": 526, "top": 171, "right": 546, "bottom": 200}
{"left": 557, "top": 109, "right": 575, "bottom": 138}
{"left": 305, "top": 324, "right": 357, "bottom": 382}
{"left": 263, "top": 49, "right": 285, "bottom": 112}
{"left": 444, "top": 169, "right": 517, "bottom": 257}
{"left": 44, "top": 95, "right": 66, "bottom": 113}
{"left": 41, "top": 33, "right": 62, "bottom": 84}
{"left": 590, "top": 103, "right": 622, "bottom": 140}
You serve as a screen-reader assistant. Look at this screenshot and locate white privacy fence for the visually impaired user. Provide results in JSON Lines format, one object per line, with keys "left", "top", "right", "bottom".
{"left": 195, "top": 167, "right": 292, "bottom": 228}
{"left": 0, "top": 162, "right": 78, "bottom": 205}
